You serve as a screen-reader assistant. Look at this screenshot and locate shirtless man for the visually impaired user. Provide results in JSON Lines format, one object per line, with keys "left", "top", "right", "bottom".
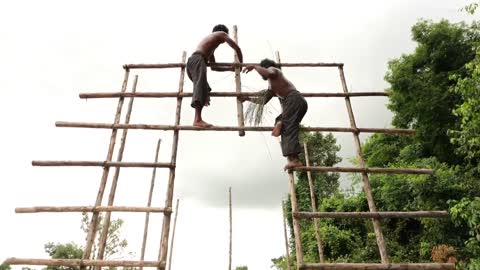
{"left": 242, "top": 59, "right": 308, "bottom": 170}
{"left": 187, "top": 24, "right": 243, "bottom": 128}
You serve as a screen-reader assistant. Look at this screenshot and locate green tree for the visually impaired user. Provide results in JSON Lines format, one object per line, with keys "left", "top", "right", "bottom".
{"left": 385, "top": 20, "right": 480, "bottom": 164}
{"left": 0, "top": 263, "right": 11, "bottom": 270}
{"left": 234, "top": 266, "right": 248, "bottom": 270}
{"left": 44, "top": 242, "right": 83, "bottom": 270}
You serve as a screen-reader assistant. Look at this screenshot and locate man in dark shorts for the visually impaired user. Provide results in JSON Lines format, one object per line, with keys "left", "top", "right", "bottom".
{"left": 242, "top": 59, "right": 308, "bottom": 170}
{"left": 187, "top": 24, "right": 243, "bottom": 128}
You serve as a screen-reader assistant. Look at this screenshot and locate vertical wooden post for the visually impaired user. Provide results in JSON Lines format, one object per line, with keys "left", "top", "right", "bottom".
{"left": 140, "top": 138, "right": 162, "bottom": 270}
{"left": 282, "top": 200, "right": 292, "bottom": 270}
{"left": 338, "top": 66, "right": 389, "bottom": 264}
{"left": 167, "top": 199, "right": 180, "bottom": 270}
{"left": 82, "top": 68, "right": 130, "bottom": 262}
{"left": 96, "top": 75, "right": 139, "bottom": 264}
{"left": 228, "top": 187, "right": 233, "bottom": 270}
{"left": 233, "top": 25, "right": 245, "bottom": 137}
{"left": 159, "top": 51, "right": 187, "bottom": 266}
{"left": 288, "top": 172, "right": 304, "bottom": 269}
{"left": 303, "top": 143, "right": 326, "bottom": 262}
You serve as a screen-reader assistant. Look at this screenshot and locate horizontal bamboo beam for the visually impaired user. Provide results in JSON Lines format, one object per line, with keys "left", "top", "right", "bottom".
{"left": 123, "top": 62, "right": 343, "bottom": 69}
{"left": 32, "top": 160, "right": 174, "bottom": 168}
{"left": 293, "top": 166, "right": 433, "bottom": 174}
{"left": 294, "top": 211, "right": 448, "bottom": 219}
{"left": 5, "top": 258, "right": 166, "bottom": 268}
{"left": 15, "top": 206, "right": 172, "bottom": 213}
{"left": 300, "top": 263, "right": 455, "bottom": 270}
{"left": 55, "top": 122, "right": 415, "bottom": 135}
{"left": 79, "top": 91, "right": 389, "bottom": 99}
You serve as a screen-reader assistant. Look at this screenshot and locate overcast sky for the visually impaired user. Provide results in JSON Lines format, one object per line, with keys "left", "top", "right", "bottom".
{"left": 0, "top": 1, "right": 477, "bottom": 270}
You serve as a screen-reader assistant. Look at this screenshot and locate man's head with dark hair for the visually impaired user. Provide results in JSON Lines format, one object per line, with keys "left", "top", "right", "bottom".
{"left": 212, "top": 24, "right": 229, "bottom": 34}
{"left": 260, "top": 58, "right": 280, "bottom": 69}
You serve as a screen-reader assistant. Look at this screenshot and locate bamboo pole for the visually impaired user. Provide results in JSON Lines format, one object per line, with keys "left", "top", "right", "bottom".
{"left": 228, "top": 187, "right": 233, "bottom": 270}
{"left": 338, "top": 66, "right": 389, "bottom": 263}
{"left": 282, "top": 200, "right": 292, "bottom": 270}
{"left": 233, "top": 25, "right": 245, "bottom": 137}
{"left": 15, "top": 206, "right": 170, "bottom": 213}
{"left": 293, "top": 166, "right": 433, "bottom": 174}
{"left": 288, "top": 172, "right": 304, "bottom": 268}
{"left": 303, "top": 143, "right": 325, "bottom": 262}
{"left": 140, "top": 138, "right": 162, "bottom": 270}
{"left": 294, "top": 211, "right": 449, "bottom": 219}
{"left": 79, "top": 91, "right": 389, "bottom": 99}
{"left": 167, "top": 199, "right": 180, "bottom": 270}
{"left": 159, "top": 51, "right": 187, "bottom": 265}
{"left": 5, "top": 258, "right": 166, "bottom": 268}
{"left": 96, "top": 75, "right": 139, "bottom": 263}
{"left": 55, "top": 122, "right": 415, "bottom": 135}
{"left": 32, "top": 160, "right": 173, "bottom": 168}
{"left": 123, "top": 62, "right": 344, "bottom": 69}
{"left": 82, "top": 68, "right": 130, "bottom": 261}
{"left": 299, "top": 263, "right": 455, "bottom": 270}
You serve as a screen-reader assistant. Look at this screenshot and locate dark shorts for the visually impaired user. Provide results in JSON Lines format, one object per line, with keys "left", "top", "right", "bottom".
{"left": 187, "top": 52, "right": 211, "bottom": 108}
{"left": 275, "top": 90, "right": 308, "bottom": 156}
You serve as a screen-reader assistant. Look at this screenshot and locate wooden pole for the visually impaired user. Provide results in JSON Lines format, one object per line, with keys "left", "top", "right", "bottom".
{"left": 303, "top": 143, "right": 325, "bottom": 262}
{"left": 228, "top": 187, "right": 233, "bottom": 270}
{"left": 123, "top": 62, "right": 344, "bottom": 69}
{"left": 96, "top": 75, "right": 139, "bottom": 263}
{"left": 233, "top": 25, "right": 245, "bottom": 137}
{"left": 55, "top": 122, "right": 415, "bottom": 135}
{"left": 82, "top": 68, "right": 130, "bottom": 262}
{"left": 282, "top": 200, "right": 292, "bottom": 270}
{"left": 140, "top": 138, "right": 162, "bottom": 270}
{"left": 15, "top": 206, "right": 170, "bottom": 213}
{"left": 5, "top": 258, "right": 166, "bottom": 268}
{"left": 338, "top": 66, "right": 389, "bottom": 263}
{"left": 79, "top": 91, "right": 389, "bottom": 99}
{"left": 299, "top": 263, "right": 455, "bottom": 270}
{"left": 32, "top": 160, "right": 173, "bottom": 168}
{"left": 159, "top": 51, "right": 186, "bottom": 265}
{"left": 293, "top": 166, "right": 433, "bottom": 174}
{"left": 288, "top": 172, "right": 304, "bottom": 269}
{"left": 167, "top": 199, "right": 180, "bottom": 270}
{"left": 294, "top": 211, "right": 449, "bottom": 219}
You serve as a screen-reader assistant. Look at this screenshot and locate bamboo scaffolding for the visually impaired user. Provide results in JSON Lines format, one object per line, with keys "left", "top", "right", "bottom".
{"left": 228, "top": 187, "right": 233, "bottom": 270}
{"left": 159, "top": 51, "right": 187, "bottom": 265}
{"left": 5, "top": 258, "right": 166, "bottom": 268}
{"left": 233, "top": 25, "right": 245, "bottom": 136}
{"left": 82, "top": 68, "right": 130, "bottom": 261}
{"left": 293, "top": 166, "right": 433, "bottom": 174}
{"left": 299, "top": 263, "right": 455, "bottom": 270}
{"left": 288, "top": 172, "right": 304, "bottom": 268}
{"left": 15, "top": 206, "right": 171, "bottom": 213}
{"left": 303, "top": 143, "right": 325, "bottom": 262}
{"left": 140, "top": 138, "right": 162, "bottom": 270}
{"left": 338, "top": 66, "right": 389, "bottom": 263}
{"left": 55, "top": 122, "right": 415, "bottom": 135}
{"left": 294, "top": 211, "right": 449, "bottom": 219}
{"left": 123, "top": 62, "right": 344, "bottom": 69}
{"left": 32, "top": 160, "right": 173, "bottom": 168}
{"left": 282, "top": 200, "right": 292, "bottom": 270}
{"left": 167, "top": 199, "right": 180, "bottom": 270}
{"left": 96, "top": 75, "right": 139, "bottom": 264}
{"left": 79, "top": 91, "right": 389, "bottom": 99}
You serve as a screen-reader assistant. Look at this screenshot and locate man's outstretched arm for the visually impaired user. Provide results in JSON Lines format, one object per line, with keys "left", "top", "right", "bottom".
{"left": 224, "top": 35, "right": 243, "bottom": 63}
{"left": 209, "top": 54, "right": 235, "bottom": 72}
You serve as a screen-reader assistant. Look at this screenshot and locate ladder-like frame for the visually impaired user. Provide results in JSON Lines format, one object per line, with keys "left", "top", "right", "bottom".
{"left": 6, "top": 26, "right": 454, "bottom": 270}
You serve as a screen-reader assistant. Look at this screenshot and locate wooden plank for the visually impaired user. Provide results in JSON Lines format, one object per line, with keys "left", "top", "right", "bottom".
{"left": 294, "top": 211, "right": 449, "bottom": 219}
{"left": 15, "top": 206, "right": 170, "bottom": 213}
{"left": 123, "top": 62, "right": 344, "bottom": 69}
{"left": 299, "top": 263, "right": 455, "bottom": 270}
{"left": 55, "top": 122, "right": 415, "bottom": 135}
{"left": 293, "top": 166, "right": 433, "bottom": 174}
{"left": 5, "top": 258, "right": 165, "bottom": 268}
{"left": 167, "top": 199, "right": 180, "bottom": 270}
{"left": 233, "top": 25, "right": 245, "bottom": 136}
{"left": 282, "top": 200, "right": 292, "bottom": 270}
{"left": 32, "top": 160, "right": 173, "bottom": 168}
{"left": 288, "top": 172, "right": 304, "bottom": 266}
{"left": 79, "top": 91, "right": 389, "bottom": 99}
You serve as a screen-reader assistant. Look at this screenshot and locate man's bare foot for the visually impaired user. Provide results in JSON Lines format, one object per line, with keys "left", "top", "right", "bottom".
{"left": 284, "top": 159, "right": 303, "bottom": 171}
{"left": 272, "top": 123, "right": 282, "bottom": 137}
{"left": 193, "top": 120, "right": 213, "bottom": 128}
